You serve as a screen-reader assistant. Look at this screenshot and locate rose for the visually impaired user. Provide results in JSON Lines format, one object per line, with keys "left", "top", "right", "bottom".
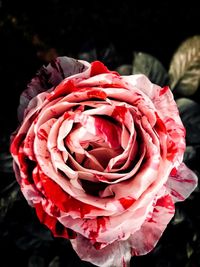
{"left": 10, "top": 57, "right": 197, "bottom": 267}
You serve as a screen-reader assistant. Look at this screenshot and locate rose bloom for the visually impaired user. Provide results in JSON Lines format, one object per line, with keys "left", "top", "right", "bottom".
{"left": 10, "top": 57, "right": 197, "bottom": 267}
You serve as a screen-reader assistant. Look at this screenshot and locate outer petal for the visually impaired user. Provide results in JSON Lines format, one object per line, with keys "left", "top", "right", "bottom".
{"left": 71, "top": 234, "right": 132, "bottom": 267}
{"left": 18, "top": 57, "right": 89, "bottom": 121}
{"left": 71, "top": 193, "right": 174, "bottom": 266}
{"left": 166, "top": 162, "right": 198, "bottom": 202}
{"left": 130, "top": 192, "right": 175, "bottom": 255}
{"left": 11, "top": 59, "right": 197, "bottom": 267}
{"left": 123, "top": 74, "right": 186, "bottom": 164}
{"left": 35, "top": 202, "right": 70, "bottom": 239}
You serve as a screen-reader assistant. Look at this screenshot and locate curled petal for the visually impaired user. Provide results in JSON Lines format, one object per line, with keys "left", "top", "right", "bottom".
{"left": 130, "top": 193, "right": 175, "bottom": 255}
{"left": 166, "top": 162, "right": 198, "bottom": 202}
{"left": 18, "top": 57, "right": 89, "bottom": 121}
{"left": 71, "top": 234, "right": 132, "bottom": 267}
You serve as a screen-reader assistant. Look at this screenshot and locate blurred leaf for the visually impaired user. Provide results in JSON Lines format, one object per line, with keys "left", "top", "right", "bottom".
{"left": 184, "top": 146, "right": 197, "bottom": 163}
{"left": 176, "top": 98, "right": 200, "bottom": 145}
{"left": 169, "top": 35, "right": 200, "bottom": 96}
{"left": 0, "top": 182, "right": 20, "bottom": 222}
{"left": 49, "top": 256, "right": 60, "bottom": 267}
{"left": 15, "top": 220, "right": 53, "bottom": 250}
{"left": 16, "top": 236, "right": 40, "bottom": 250}
{"left": 78, "top": 49, "right": 97, "bottom": 62}
{"left": 183, "top": 145, "right": 200, "bottom": 175}
{"left": 0, "top": 180, "right": 17, "bottom": 196}
{"left": 97, "top": 43, "right": 119, "bottom": 67}
{"left": 172, "top": 208, "right": 186, "bottom": 225}
{"left": 78, "top": 44, "right": 118, "bottom": 69}
{"left": 0, "top": 152, "right": 13, "bottom": 173}
{"left": 132, "top": 52, "right": 169, "bottom": 86}
{"left": 116, "top": 64, "right": 132, "bottom": 75}
{"left": 186, "top": 243, "right": 194, "bottom": 259}
{"left": 28, "top": 254, "right": 45, "bottom": 267}
{"left": 100, "top": 44, "right": 117, "bottom": 66}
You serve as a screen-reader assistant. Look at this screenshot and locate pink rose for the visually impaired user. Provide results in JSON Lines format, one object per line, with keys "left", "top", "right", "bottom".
{"left": 10, "top": 57, "right": 197, "bottom": 267}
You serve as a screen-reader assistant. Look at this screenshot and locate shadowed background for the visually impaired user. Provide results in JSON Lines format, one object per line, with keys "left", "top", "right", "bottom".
{"left": 0, "top": 0, "right": 200, "bottom": 266}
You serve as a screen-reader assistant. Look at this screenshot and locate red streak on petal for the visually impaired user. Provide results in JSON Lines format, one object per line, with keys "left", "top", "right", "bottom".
{"left": 156, "top": 195, "right": 174, "bottom": 210}
{"left": 47, "top": 80, "right": 77, "bottom": 101}
{"left": 95, "top": 175, "right": 108, "bottom": 182}
{"left": 90, "top": 61, "right": 110, "bottom": 76}
{"left": 170, "top": 189, "right": 185, "bottom": 201}
{"left": 87, "top": 89, "right": 107, "bottom": 100}
{"left": 32, "top": 168, "right": 44, "bottom": 192}
{"left": 34, "top": 116, "right": 39, "bottom": 124}
{"left": 10, "top": 133, "right": 26, "bottom": 156}
{"left": 101, "top": 83, "right": 124, "bottom": 89}
{"left": 119, "top": 197, "right": 136, "bottom": 209}
{"left": 155, "top": 112, "right": 167, "bottom": 133}
{"left": 94, "top": 116, "right": 121, "bottom": 149}
{"left": 122, "top": 257, "right": 126, "bottom": 267}
{"left": 89, "top": 232, "right": 98, "bottom": 240}
{"left": 148, "top": 217, "right": 156, "bottom": 223}
{"left": 159, "top": 86, "right": 169, "bottom": 96}
{"left": 170, "top": 168, "right": 196, "bottom": 184}
{"left": 17, "top": 149, "right": 36, "bottom": 184}
{"left": 37, "top": 128, "right": 48, "bottom": 141}
{"left": 35, "top": 203, "right": 70, "bottom": 239}
{"left": 93, "top": 242, "right": 106, "bottom": 250}
{"left": 64, "top": 112, "right": 72, "bottom": 120}
{"left": 131, "top": 248, "right": 139, "bottom": 256}
{"left": 40, "top": 172, "right": 102, "bottom": 217}
{"left": 89, "top": 217, "right": 107, "bottom": 240}
{"left": 18, "top": 150, "right": 26, "bottom": 173}
{"left": 112, "top": 106, "right": 127, "bottom": 122}
{"left": 75, "top": 105, "right": 84, "bottom": 112}
{"left": 49, "top": 204, "right": 61, "bottom": 217}
{"left": 28, "top": 111, "right": 39, "bottom": 124}
{"left": 24, "top": 135, "right": 32, "bottom": 150}
{"left": 167, "top": 139, "right": 178, "bottom": 161}
{"left": 170, "top": 167, "right": 177, "bottom": 176}
{"left": 22, "top": 178, "right": 32, "bottom": 185}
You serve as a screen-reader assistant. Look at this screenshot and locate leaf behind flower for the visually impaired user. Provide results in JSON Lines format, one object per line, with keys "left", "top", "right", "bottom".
{"left": 132, "top": 52, "right": 169, "bottom": 86}
{"left": 176, "top": 98, "right": 200, "bottom": 145}
{"left": 169, "top": 36, "right": 200, "bottom": 96}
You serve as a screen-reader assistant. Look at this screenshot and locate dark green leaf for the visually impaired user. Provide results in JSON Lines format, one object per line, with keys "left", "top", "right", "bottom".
{"left": 0, "top": 152, "right": 13, "bottom": 173}
{"left": 132, "top": 52, "right": 169, "bottom": 86}
{"left": 176, "top": 98, "right": 200, "bottom": 145}
{"left": 48, "top": 256, "right": 60, "bottom": 267}
{"left": 28, "top": 254, "right": 45, "bottom": 267}
{"left": 78, "top": 49, "right": 97, "bottom": 62}
{"left": 0, "top": 183, "right": 20, "bottom": 222}
{"left": 116, "top": 65, "right": 132, "bottom": 75}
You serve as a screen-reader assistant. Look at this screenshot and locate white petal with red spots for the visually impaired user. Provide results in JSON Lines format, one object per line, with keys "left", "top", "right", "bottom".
{"left": 11, "top": 58, "right": 197, "bottom": 267}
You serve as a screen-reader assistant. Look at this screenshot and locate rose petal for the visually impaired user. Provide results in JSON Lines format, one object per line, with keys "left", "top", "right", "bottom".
{"left": 166, "top": 162, "right": 198, "bottom": 202}
{"left": 124, "top": 74, "right": 185, "bottom": 164}
{"left": 18, "top": 57, "right": 89, "bottom": 121}
{"left": 130, "top": 193, "right": 175, "bottom": 255}
{"left": 71, "top": 234, "right": 132, "bottom": 267}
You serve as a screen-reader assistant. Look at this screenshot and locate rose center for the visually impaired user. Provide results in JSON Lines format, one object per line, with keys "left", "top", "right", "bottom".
{"left": 65, "top": 115, "right": 123, "bottom": 171}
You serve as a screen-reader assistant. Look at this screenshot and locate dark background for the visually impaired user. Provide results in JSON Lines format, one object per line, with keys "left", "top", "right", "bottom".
{"left": 0, "top": 1, "right": 200, "bottom": 266}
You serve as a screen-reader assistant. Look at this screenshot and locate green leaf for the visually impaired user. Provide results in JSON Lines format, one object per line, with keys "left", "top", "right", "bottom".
{"left": 169, "top": 36, "right": 200, "bottom": 96}
{"left": 176, "top": 98, "right": 200, "bottom": 145}
{"left": 0, "top": 182, "right": 20, "bottom": 222}
{"left": 0, "top": 152, "right": 13, "bottom": 173}
{"left": 116, "top": 65, "right": 132, "bottom": 75}
{"left": 48, "top": 256, "right": 60, "bottom": 267}
{"left": 132, "top": 52, "right": 169, "bottom": 86}
{"left": 78, "top": 49, "right": 97, "bottom": 62}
